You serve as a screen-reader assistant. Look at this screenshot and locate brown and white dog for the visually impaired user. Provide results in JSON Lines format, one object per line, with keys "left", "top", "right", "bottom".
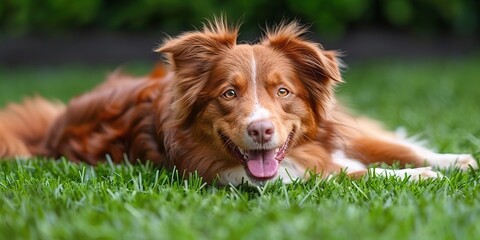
{"left": 0, "top": 19, "right": 477, "bottom": 185}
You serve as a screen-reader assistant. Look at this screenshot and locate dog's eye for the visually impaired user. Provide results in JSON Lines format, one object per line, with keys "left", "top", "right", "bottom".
{"left": 277, "top": 88, "right": 290, "bottom": 97}
{"left": 222, "top": 89, "right": 237, "bottom": 99}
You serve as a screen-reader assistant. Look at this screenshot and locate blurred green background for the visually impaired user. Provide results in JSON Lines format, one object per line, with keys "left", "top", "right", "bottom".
{"left": 1, "top": 0, "right": 478, "bottom": 37}
{"left": 0, "top": 0, "right": 479, "bottom": 66}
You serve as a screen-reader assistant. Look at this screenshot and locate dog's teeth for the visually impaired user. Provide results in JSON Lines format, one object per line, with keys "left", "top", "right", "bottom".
{"left": 238, "top": 148, "right": 248, "bottom": 159}
{"left": 275, "top": 148, "right": 279, "bottom": 153}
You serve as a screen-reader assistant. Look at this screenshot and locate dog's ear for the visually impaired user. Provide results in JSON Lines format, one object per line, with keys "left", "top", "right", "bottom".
{"left": 262, "top": 22, "right": 343, "bottom": 119}
{"left": 156, "top": 19, "right": 238, "bottom": 75}
{"left": 155, "top": 18, "right": 238, "bottom": 127}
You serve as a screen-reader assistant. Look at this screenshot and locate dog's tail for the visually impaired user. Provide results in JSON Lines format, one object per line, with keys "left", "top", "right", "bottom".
{"left": 0, "top": 97, "right": 65, "bottom": 158}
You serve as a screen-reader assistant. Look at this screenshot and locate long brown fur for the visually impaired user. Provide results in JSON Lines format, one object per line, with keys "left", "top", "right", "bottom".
{"left": 0, "top": 19, "right": 475, "bottom": 183}
{"left": 0, "top": 97, "right": 64, "bottom": 157}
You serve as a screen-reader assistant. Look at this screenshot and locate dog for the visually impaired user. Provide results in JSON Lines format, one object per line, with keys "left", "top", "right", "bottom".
{"left": 0, "top": 19, "right": 477, "bottom": 185}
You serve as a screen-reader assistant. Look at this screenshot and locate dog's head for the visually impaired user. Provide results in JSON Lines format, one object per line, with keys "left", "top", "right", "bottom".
{"left": 157, "top": 19, "right": 342, "bottom": 182}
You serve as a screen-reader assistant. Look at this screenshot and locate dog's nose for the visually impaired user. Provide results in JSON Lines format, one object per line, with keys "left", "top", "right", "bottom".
{"left": 248, "top": 120, "right": 275, "bottom": 143}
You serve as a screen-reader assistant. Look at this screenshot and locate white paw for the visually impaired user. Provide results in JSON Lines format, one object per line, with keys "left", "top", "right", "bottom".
{"left": 453, "top": 154, "right": 478, "bottom": 170}
{"left": 398, "top": 167, "right": 444, "bottom": 181}
{"left": 426, "top": 153, "right": 478, "bottom": 171}
{"left": 370, "top": 167, "right": 443, "bottom": 181}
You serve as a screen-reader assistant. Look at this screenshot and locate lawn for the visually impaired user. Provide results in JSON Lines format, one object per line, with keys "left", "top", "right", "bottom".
{"left": 1, "top": 57, "right": 480, "bottom": 239}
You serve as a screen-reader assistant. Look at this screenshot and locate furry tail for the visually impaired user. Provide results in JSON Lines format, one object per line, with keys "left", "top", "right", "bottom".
{"left": 0, "top": 97, "right": 65, "bottom": 158}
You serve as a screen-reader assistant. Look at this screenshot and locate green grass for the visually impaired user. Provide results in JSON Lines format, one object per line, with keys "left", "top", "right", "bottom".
{"left": 1, "top": 57, "right": 480, "bottom": 239}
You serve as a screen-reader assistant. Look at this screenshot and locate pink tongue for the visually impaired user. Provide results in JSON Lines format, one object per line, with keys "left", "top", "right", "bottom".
{"left": 246, "top": 149, "right": 279, "bottom": 179}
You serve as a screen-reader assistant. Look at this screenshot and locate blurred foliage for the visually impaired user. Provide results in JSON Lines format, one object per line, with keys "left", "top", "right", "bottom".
{"left": 0, "top": 0, "right": 478, "bottom": 37}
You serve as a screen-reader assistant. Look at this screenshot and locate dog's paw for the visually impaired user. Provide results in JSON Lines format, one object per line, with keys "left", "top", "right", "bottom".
{"left": 426, "top": 153, "right": 478, "bottom": 171}
{"left": 453, "top": 154, "right": 478, "bottom": 170}
{"left": 369, "top": 167, "right": 443, "bottom": 181}
{"left": 398, "top": 167, "right": 444, "bottom": 181}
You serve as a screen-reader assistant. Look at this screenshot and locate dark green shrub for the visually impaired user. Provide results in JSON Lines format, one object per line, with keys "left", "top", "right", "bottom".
{"left": 1, "top": 0, "right": 100, "bottom": 34}
{"left": 0, "top": 0, "right": 478, "bottom": 37}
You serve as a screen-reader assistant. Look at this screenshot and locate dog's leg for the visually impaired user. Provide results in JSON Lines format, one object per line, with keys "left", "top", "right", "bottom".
{"left": 394, "top": 139, "right": 478, "bottom": 170}
{"left": 345, "top": 136, "right": 478, "bottom": 171}
{"left": 423, "top": 153, "right": 478, "bottom": 170}
{"left": 347, "top": 167, "right": 443, "bottom": 180}
{"left": 345, "top": 137, "right": 428, "bottom": 167}
{"left": 337, "top": 138, "right": 477, "bottom": 181}
{"left": 336, "top": 112, "right": 478, "bottom": 171}
{"left": 332, "top": 150, "right": 443, "bottom": 180}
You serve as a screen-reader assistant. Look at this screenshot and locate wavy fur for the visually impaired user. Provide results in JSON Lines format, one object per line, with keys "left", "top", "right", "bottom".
{"left": 0, "top": 19, "right": 476, "bottom": 184}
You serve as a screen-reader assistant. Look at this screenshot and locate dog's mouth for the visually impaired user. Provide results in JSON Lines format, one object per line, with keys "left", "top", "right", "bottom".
{"left": 221, "top": 130, "right": 295, "bottom": 181}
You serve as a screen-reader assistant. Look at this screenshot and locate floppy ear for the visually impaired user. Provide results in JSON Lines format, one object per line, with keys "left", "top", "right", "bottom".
{"left": 155, "top": 19, "right": 238, "bottom": 127}
{"left": 156, "top": 19, "right": 238, "bottom": 75}
{"left": 262, "top": 22, "right": 343, "bottom": 119}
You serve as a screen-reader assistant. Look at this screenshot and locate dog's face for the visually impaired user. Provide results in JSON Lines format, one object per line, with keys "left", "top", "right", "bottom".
{"left": 206, "top": 45, "right": 308, "bottom": 180}
{"left": 157, "top": 20, "right": 342, "bottom": 182}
